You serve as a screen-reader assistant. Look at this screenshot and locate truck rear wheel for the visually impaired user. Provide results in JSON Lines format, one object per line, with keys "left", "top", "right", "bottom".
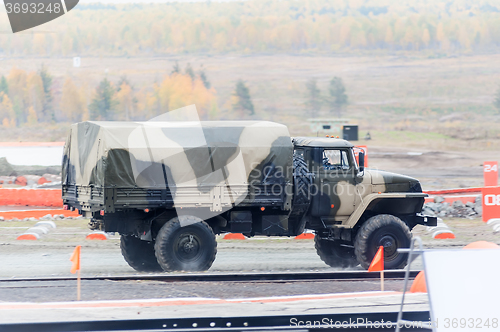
{"left": 154, "top": 217, "right": 217, "bottom": 272}
{"left": 354, "top": 214, "right": 411, "bottom": 270}
{"left": 120, "top": 235, "right": 163, "bottom": 272}
{"left": 314, "top": 236, "right": 359, "bottom": 268}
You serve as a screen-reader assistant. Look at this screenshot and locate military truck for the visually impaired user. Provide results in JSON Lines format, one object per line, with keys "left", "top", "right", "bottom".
{"left": 62, "top": 121, "right": 436, "bottom": 272}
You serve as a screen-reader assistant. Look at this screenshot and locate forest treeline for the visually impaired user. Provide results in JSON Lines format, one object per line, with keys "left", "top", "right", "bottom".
{"left": 0, "top": 65, "right": 218, "bottom": 126}
{"left": 1, "top": 0, "right": 500, "bottom": 56}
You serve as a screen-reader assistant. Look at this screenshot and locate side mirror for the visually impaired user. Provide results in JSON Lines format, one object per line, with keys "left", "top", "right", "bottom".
{"left": 358, "top": 151, "right": 365, "bottom": 173}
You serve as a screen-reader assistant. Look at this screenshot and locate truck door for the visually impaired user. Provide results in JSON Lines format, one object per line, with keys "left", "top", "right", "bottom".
{"left": 311, "top": 148, "right": 357, "bottom": 221}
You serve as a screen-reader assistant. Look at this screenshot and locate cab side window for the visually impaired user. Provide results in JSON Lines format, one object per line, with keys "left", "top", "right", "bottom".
{"left": 323, "top": 149, "right": 350, "bottom": 170}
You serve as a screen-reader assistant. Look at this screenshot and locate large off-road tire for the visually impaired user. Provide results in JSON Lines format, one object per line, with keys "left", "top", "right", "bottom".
{"left": 288, "top": 154, "right": 313, "bottom": 234}
{"left": 120, "top": 235, "right": 163, "bottom": 272}
{"left": 315, "top": 236, "right": 359, "bottom": 268}
{"left": 354, "top": 214, "right": 412, "bottom": 270}
{"left": 154, "top": 217, "right": 217, "bottom": 272}
{"left": 292, "top": 154, "right": 312, "bottom": 206}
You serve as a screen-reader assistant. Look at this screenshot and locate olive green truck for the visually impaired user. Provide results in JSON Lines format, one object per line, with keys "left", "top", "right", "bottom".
{"left": 62, "top": 121, "right": 436, "bottom": 272}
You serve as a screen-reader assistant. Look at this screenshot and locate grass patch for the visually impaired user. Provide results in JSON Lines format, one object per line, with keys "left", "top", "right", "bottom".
{"left": 0, "top": 221, "right": 37, "bottom": 228}
{"left": 380, "top": 106, "right": 410, "bottom": 114}
{"left": 370, "top": 130, "right": 454, "bottom": 147}
{"left": 53, "top": 219, "right": 90, "bottom": 228}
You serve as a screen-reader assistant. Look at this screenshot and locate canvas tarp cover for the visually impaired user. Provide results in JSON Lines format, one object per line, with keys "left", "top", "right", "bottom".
{"left": 63, "top": 121, "right": 293, "bottom": 190}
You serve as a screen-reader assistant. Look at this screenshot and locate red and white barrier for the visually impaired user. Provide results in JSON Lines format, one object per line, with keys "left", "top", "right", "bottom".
{"left": 0, "top": 188, "right": 63, "bottom": 207}
{"left": 0, "top": 176, "right": 16, "bottom": 185}
{"left": 294, "top": 229, "right": 315, "bottom": 239}
{"left": 16, "top": 220, "right": 56, "bottom": 241}
{"left": 483, "top": 186, "right": 500, "bottom": 222}
{"left": 427, "top": 218, "right": 455, "bottom": 239}
{"left": 223, "top": 233, "right": 246, "bottom": 240}
{"left": 484, "top": 161, "right": 498, "bottom": 187}
{"left": 482, "top": 160, "right": 500, "bottom": 223}
{"left": 424, "top": 187, "right": 482, "bottom": 204}
{"left": 486, "top": 218, "right": 500, "bottom": 233}
{"left": 0, "top": 209, "right": 79, "bottom": 220}
{"left": 86, "top": 231, "right": 109, "bottom": 240}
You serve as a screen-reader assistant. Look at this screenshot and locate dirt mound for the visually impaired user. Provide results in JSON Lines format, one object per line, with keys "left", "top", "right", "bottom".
{"left": 0, "top": 157, "right": 60, "bottom": 177}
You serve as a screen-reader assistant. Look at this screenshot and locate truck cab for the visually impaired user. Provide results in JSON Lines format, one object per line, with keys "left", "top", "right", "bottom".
{"left": 292, "top": 137, "right": 436, "bottom": 269}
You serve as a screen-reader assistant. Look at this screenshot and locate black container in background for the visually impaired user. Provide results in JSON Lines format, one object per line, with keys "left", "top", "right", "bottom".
{"left": 342, "top": 125, "right": 358, "bottom": 141}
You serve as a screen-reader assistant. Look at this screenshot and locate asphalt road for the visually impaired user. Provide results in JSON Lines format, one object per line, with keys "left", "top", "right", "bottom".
{"left": 0, "top": 238, "right": 366, "bottom": 279}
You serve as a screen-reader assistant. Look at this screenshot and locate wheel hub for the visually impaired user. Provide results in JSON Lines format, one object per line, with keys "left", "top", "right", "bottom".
{"left": 177, "top": 234, "right": 200, "bottom": 260}
{"left": 379, "top": 235, "right": 397, "bottom": 257}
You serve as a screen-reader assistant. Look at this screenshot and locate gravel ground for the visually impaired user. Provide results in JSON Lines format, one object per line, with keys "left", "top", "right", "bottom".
{"left": 367, "top": 146, "right": 487, "bottom": 190}
{"left": 0, "top": 279, "right": 409, "bottom": 303}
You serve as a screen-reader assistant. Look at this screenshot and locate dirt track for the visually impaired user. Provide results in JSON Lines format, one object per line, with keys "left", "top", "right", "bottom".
{"left": 368, "top": 146, "right": 485, "bottom": 189}
{"left": 0, "top": 217, "right": 498, "bottom": 279}
{"left": 0, "top": 215, "right": 497, "bottom": 302}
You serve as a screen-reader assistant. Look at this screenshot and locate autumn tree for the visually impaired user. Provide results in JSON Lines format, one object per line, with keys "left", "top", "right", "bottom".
{"left": 305, "top": 78, "right": 321, "bottom": 117}
{"left": 199, "top": 68, "right": 211, "bottom": 89}
{"left": 422, "top": 28, "right": 431, "bottom": 48}
{"left": 1, "top": 2, "right": 500, "bottom": 55}
{"left": 116, "top": 76, "right": 132, "bottom": 92}
{"left": 385, "top": 26, "right": 394, "bottom": 48}
{"left": 116, "top": 82, "right": 135, "bottom": 120}
{"left": 0, "top": 93, "right": 15, "bottom": 127}
{"left": 185, "top": 63, "right": 195, "bottom": 81}
{"left": 38, "top": 65, "right": 53, "bottom": 122}
{"left": 328, "top": 77, "right": 348, "bottom": 118}
{"left": 27, "top": 106, "right": 37, "bottom": 125}
{"left": 7, "top": 68, "right": 29, "bottom": 125}
{"left": 232, "top": 80, "right": 254, "bottom": 116}
{"left": 0, "top": 76, "right": 8, "bottom": 95}
{"left": 26, "top": 72, "right": 45, "bottom": 124}
{"left": 171, "top": 61, "right": 180, "bottom": 74}
{"left": 89, "top": 78, "right": 118, "bottom": 120}
{"left": 157, "top": 73, "right": 216, "bottom": 119}
{"left": 60, "top": 77, "right": 85, "bottom": 122}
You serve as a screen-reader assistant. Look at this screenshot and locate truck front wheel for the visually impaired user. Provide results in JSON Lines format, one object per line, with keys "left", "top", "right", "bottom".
{"left": 154, "top": 217, "right": 217, "bottom": 272}
{"left": 354, "top": 214, "right": 411, "bottom": 270}
{"left": 120, "top": 235, "right": 163, "bottom": 272}
{"left": 314, "top": 236, "right": 359, "bottom": 268}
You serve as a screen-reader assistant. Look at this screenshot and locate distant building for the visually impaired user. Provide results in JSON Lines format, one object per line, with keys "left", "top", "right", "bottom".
{"left": 308, "top": 118, "right": 350, "bottom": 137}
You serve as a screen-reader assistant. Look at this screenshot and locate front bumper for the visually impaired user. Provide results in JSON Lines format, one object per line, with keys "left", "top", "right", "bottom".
{"left": 415, "top": 214, "right": 438, "bottom": 227}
